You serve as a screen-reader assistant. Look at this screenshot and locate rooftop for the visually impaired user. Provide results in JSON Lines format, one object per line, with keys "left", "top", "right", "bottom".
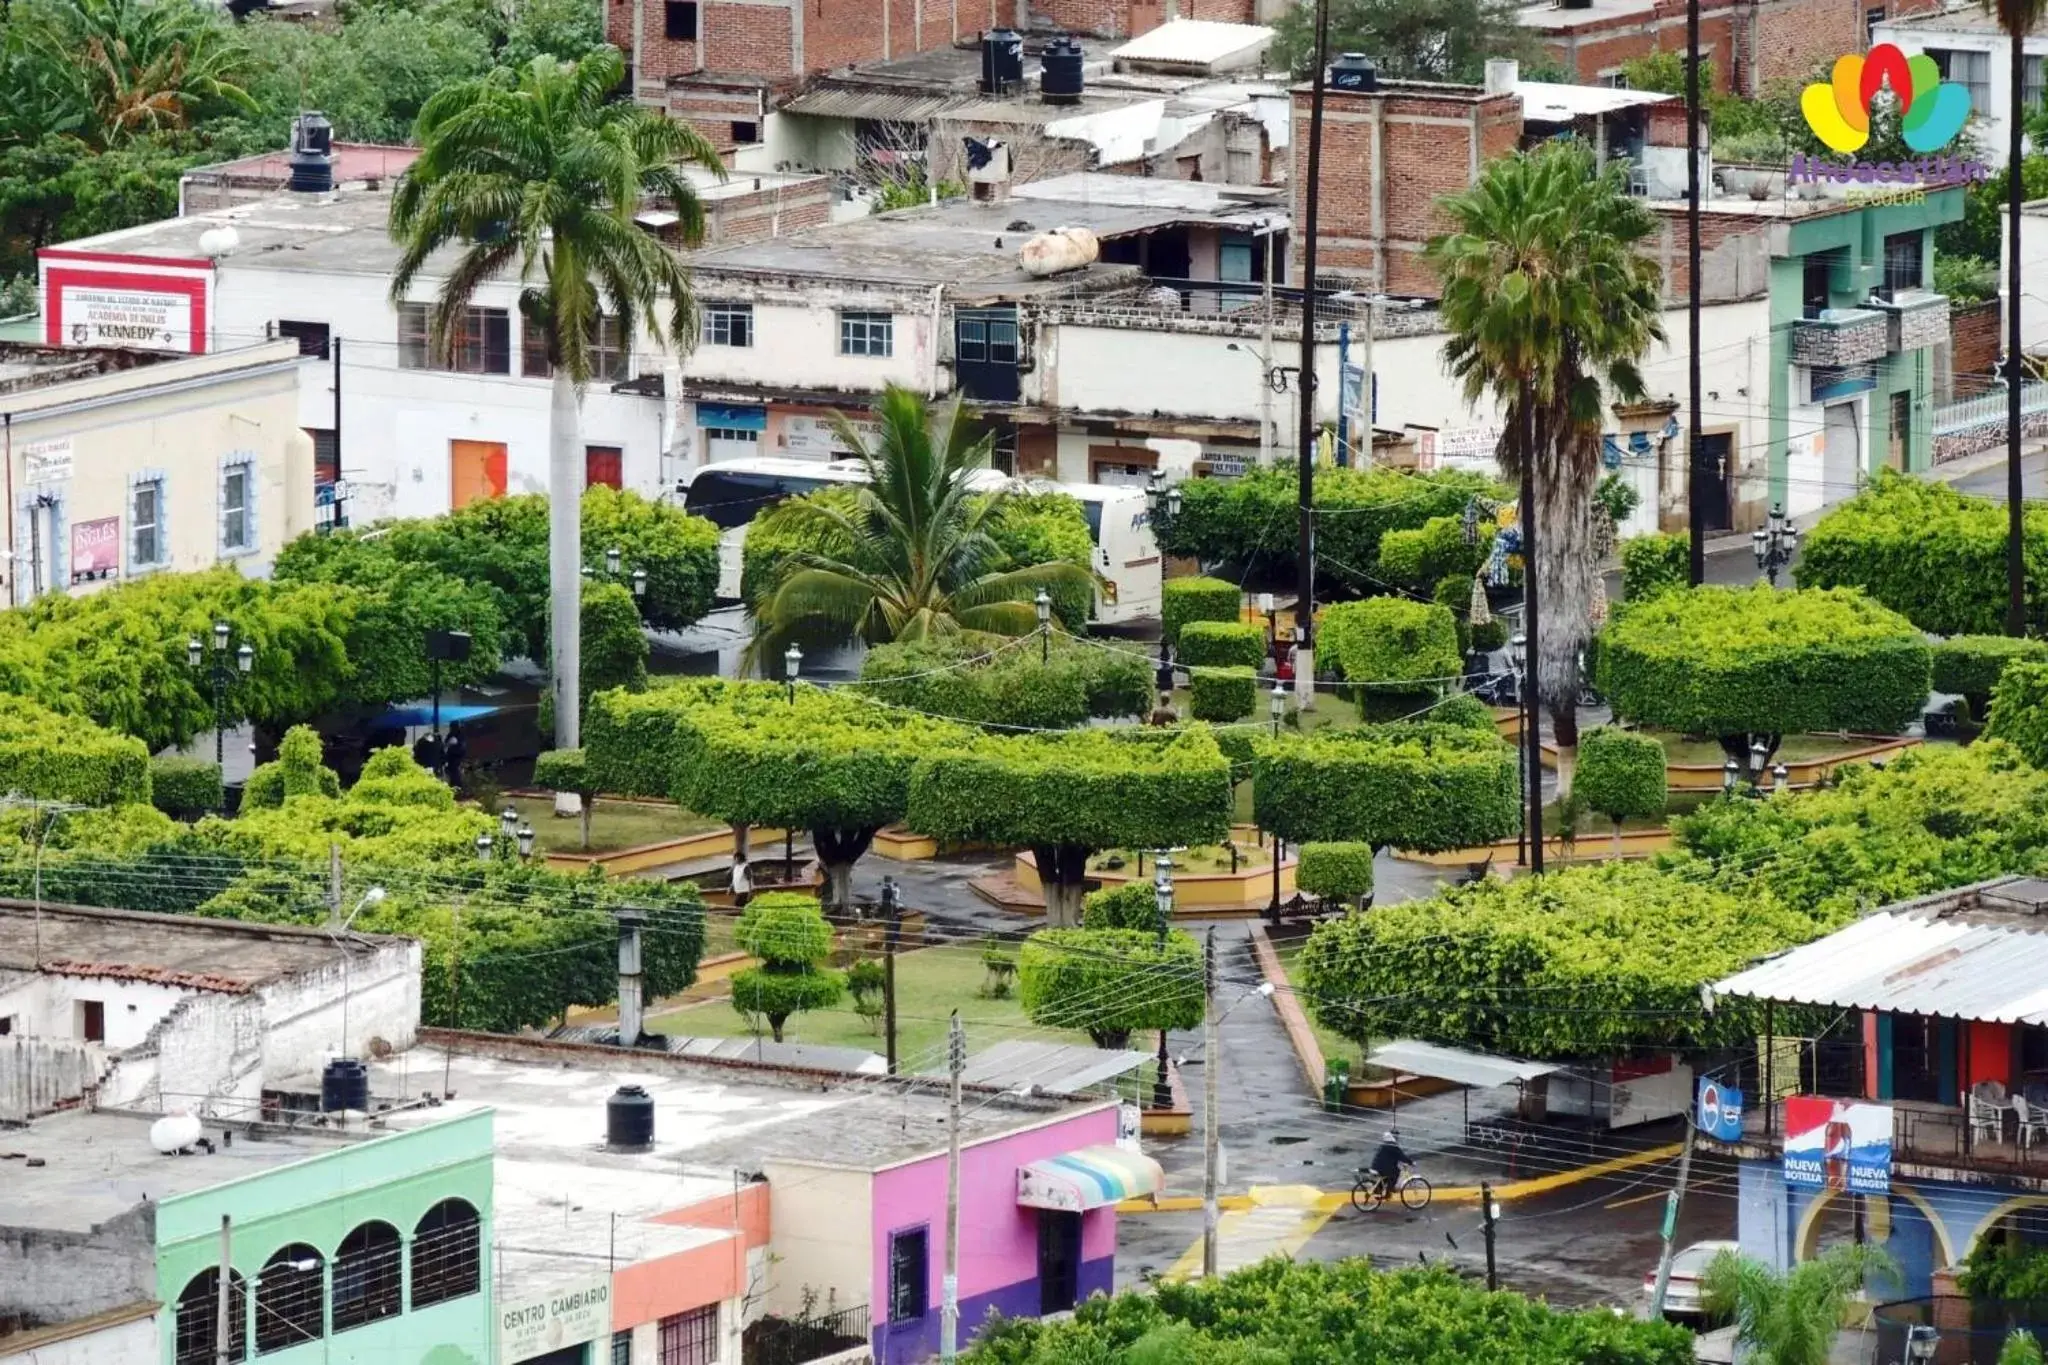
{"left": 362, "top": 1041, "right": 1107, "bottom": 1175}
{"left": 1518, "top": 0, "right": 1664, "bottom": 30}
{"left": 1516, "top": 78, "right": 1676, "bottom": 121}
{"left": 181, "top": 141, "right": 422, "bottom": 190}
{"left": 493, "top": 1158, "right": 733, "bottom": 1275}
{"left": 0, "top": 1108, "right": 364, "bottom": 1233}
{"left": 0, "top": 900, "right": 394, "bottom": 992}
{"left": 1713, "top": 875, "right": 2048, "bottom": 1024}
{"left": 1876, "top": 4, "right": 2021, "bottom": 34}
{"left": 1109, "top": 19, "right": 1274, "bottom": 72}
{"left": 0, "top": 344, "right": 175, "bottom": 396}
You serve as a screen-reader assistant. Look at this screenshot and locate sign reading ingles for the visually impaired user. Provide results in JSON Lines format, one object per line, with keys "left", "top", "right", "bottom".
{"left": 1795, "top": 44, "right": 1987, "bottom": 184}
{"left": 1783, "top": 1096, "right": 1892, "bottom": 1194}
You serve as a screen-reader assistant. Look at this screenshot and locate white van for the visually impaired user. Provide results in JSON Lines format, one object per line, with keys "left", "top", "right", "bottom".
{"left": 678, "top": 459, "right": 1162, "bottom": 624}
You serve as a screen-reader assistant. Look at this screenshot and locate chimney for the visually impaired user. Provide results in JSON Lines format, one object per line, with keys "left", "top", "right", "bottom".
{"left": 616, "top": 908, "right": 647, "bottom": 1048}
{"left": 1484, "top": 59, "right": 1519, "bottom": 96}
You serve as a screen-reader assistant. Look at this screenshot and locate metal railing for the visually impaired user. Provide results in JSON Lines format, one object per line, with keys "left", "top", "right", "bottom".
{"left": 1875, "top": 1298, "right": 2048, "bottom": 1365}
{"left": 1934, "top": 380, "right": 2048, "bottom": 436}
{"left": 741, "top": 1303, "right": 871, "bottom": 1365}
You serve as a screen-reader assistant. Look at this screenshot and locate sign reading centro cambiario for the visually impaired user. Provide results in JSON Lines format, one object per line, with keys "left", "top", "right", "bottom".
{"left": 499, "top": 1275, "right": 610, "bottom": 1362}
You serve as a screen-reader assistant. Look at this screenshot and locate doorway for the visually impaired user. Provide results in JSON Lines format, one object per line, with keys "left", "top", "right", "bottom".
{"left": 584, "top": 445, "right": 623, "bottom": 490}
{"left": 1693, "top": 432, "right": 1732, "bottom": 533}
{"left": 1037, "top": 1210, "right": 1082, "bottom": 1315}
{"left": 1823, "top": 403, "right": 1862, "bottom": 500}
{"left": 449, "top": 440, "right": 507, "bottom": 508}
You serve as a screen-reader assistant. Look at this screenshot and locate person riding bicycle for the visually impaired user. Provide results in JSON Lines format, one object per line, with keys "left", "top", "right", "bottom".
{"left": 1366, "top": 1130, "right": 1411, "bottom": 1197}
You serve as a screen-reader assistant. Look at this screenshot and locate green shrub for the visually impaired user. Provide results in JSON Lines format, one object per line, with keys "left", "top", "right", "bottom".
{"left": 1794, "top": 470, "right": 2048, "bottom": 635}
{"left": 857, "top": 637, "right": 1152, "bottom": 729}
{"left": 1177, "top": 621, "right": 1265, "bottom": 669}
{"left": 731, "top": 892, "right": 843, "bottom": 1042}
{"left": 1018, "top": 927, "right": 1204, "bottom": 1048}
{"left": 1188, "top": 666, "right": 1257, "bottom": 722}
{"left": 1296, "top": 842, "right": 1374, "bottom": 903}
{"left": 1429, "top": 691, "right": 1499, "bottom": 733}
{"left": 533, "top": 747, "right": 593, "bottom": 796}
{"left": 1620, "top": 533, "right": 1689, "bottom": 603}
{"left": 1433, "top": 574, "right": 1507, "bottom": 654}
{"left": 1985, "top": 661, "right": 2048, "bottom": 767}
{"left": 1084, "top": 880, "right": 1160, "bottom": 930}
{"left": 242, "top": 725, "right": 342, "bottom": 810}
{"left": 1376, "top": 516, "right": 1492, "bottom": 594}
{"left": 1317, "top": 598, "right": 1463, "bottom": 712}
{"left": 1596, "top": 585, "right": 1932, "bottom": 738}
{"left": 1958, "top": 1234, "right": 2048, "bottom": 1302}
{"left": 149, "top": 756, "right": 223, "bottom": 817}
{"left": 1933, "top": 635, "right": 2048, "bottom": 718}
{"left": 1161, "top": 577, "right": 1242, "bottom": 648}
{"left": 1295, "top": 861, "right": 1807, "bottom": 1059}
{"left": 1254, "top": 722, "right": 1518, "bottom": 852}
{"left": 0, "top": 695, "right": 152, "bottom": 806}
{"left": 1574, "top": 727, "right": 1668, "bottom": 825}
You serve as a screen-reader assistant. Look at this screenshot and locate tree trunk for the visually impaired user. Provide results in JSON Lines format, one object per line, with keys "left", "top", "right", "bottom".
{"left": 769, "top": 1014, "right": 786, "bottom": 1043}
{"left": 1090, "top": 1029, "right": 1132, "bottom": 1050}
{"left": 1531, "top": 411, "right": 1602, "bottom": 754}
{"left": 548, "top": 367, "right": 584, "bottom": 749}
{"left": 580, "top": 796, "right": 592, "bottom": 851}
{"left": 1034, "top": 842, "right": 1092, "bottom": 928}
{"left": 814, "top": 826, "right": 879, "bottom": 915}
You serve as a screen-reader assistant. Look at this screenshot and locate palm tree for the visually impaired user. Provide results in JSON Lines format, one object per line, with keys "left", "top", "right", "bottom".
{"left": 747, "top": 384, "right": 1095, "bottom": 662}
{"left": 14, "top": 0, "right": 255, "bottom": 148}
{"left": 1427, "top": 139, "right": 1665, "bottom": 754}
{"left": 1989, "top": 0, "right": 2046, "bottom": 637}
{"left": 1700, "top": 1244, "right": 1898, "bottom": 1365}
{"left": 390, "top": 46, "right": 721, "bottom": 752}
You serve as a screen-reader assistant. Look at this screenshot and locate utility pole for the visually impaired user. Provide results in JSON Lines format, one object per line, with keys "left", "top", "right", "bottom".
{"left": 882, "top": 877, "right": 902, "bottom": 1075}
{"left": 1647, "top": 1118, "right": 1700, "bottom": 1317}
{"left": 940, "top": 1011, "right": 965, "bottom": 1364}
{"left": 1260, "top": 222, "right": 1276, "bottom": 467}
{"left": 214, "top": 1214, "right": 234, "bottom": 1365}
{"left": 1685, "top": 0, "right": 1705, "bottom": 586}
{"left": 1519, "top": 385, "right": 1544, "bottom": 873}
{"left": 331, "top": 337, "right": 344, "bottom": 530}
{"left": 2009, "top": 28, "right": 2029, "bottom": 638}
{"left": 1201, "top": 928, "right": 1221, "bottom": 1277}
{"left": 1480, "top": 1182, "right": 1499, "bottom": 1291}
{"left": 1293, "top": 0, "right": 1332, "bottom": 713}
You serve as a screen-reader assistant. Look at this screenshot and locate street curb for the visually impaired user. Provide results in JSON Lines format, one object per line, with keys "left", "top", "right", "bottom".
{"left": 1247, "top": 922, "right": 1325, "bottom": 1092}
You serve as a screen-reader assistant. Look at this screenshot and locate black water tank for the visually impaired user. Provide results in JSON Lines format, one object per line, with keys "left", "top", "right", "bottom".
{"left": 1328, "top": 52, "right": 1378, "bottom": 92}
{"left": 607, "top": 1084, "right": 655, "bottom": 1150}
{"left": 321, "top": 1058, "right": 368, "bottom": 1113}
{"left": 1041, "top": 35, "right": 1084, "bottom": 105}
{"left": 288, "top": 112, "right": 336, "bottom": 193}
{"left": 981, "top": 29, "right": 1024, "bottom": 96}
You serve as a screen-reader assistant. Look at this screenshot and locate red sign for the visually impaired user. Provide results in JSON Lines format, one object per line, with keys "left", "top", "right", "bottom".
{"left": 71, "top": 517, "right": 119, "bottom": 583}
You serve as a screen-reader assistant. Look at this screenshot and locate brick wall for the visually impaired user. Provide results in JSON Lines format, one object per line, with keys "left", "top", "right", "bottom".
{"left": 1032, "top": 0, "right": 1164, "bottom": 37}
{"left": 613, "top": 0, "right": 982, "bottom": 90}
{"left": 1537, "top": 6, "right": 1735, "bottom": 93}
{"left": 666, "top": 83, "right": 768, "bottom": 157}
{"left": 1950, "top": 299, "right": 2002, "bottom": 382}
{"left": 704, "top": 178, "right": 834, "bottom": 244}
{"left": 1643, "top": 208, "right": 1772, "bottom": 304}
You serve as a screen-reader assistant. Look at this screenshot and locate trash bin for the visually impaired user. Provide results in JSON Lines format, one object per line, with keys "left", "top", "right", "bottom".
{"left": 1323, "top": 1059, "right": 1351, "bottom": 1112}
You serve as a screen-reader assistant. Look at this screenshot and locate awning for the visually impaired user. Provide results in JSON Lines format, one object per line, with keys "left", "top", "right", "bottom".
{"left": 919, "top": 1040, "right": 1150, "bottom": 1094}
{"left": 1017, "top": 1145, "right": 1162, "bottom": 1212}
{"left": 382, "top": 702, "right": 501, "bottom": 726}
{"left": 1366, "top": 1039, "right": 1560, "bottom": 1089}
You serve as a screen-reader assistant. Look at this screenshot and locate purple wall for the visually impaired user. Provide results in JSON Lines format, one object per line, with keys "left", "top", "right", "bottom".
{"left": 869, "top": 1107, "right": 1119, "bottom": 1364}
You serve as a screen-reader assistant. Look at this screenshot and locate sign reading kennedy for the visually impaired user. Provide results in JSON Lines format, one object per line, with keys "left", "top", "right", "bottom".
{"left": 1783, "top": 1096, "right": 1892, "bottom": 1194}
{"left": 498, "top": 1274, "right": 610, "bottom": 1362}
{"left": 57, "top": 284, "right": 193, "bottom": 351}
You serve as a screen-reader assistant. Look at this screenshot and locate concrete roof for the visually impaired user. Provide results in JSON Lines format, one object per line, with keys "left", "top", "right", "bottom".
{"left": 1110, "top": 19, "right": 1274, "bottom": 70}
{"left": 361, "top": 1044, "right": 1106, "bottom": 1175}
{"left": 182, "top": 142, "right": 421, "bottom": 188}
{"left": 0, "top": 344, "right": 180, "bottom": 396}
{"left": 1012, "top": 172, "right": 1283, "bottom": 213}
{"left": 1877, "top": 5, "right": 2020, "bottom": 33}
{"left": 492, "top": 1159, "right": 733, "bottom": 1277}
{"left": 0, "top": 1109, "right": 363, "bottom": 1233}
{"left": 1516, "top": 79, "right": 1676, "bottom": 121}
{"left": 1517, "top": 0, "right": 1662, "bottom": 29}
{"left": 0, "top": 901, "right": 393, "bottom": 993}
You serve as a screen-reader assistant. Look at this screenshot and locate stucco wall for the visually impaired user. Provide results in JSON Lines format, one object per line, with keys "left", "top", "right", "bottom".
{"left": 0, "top": 1206, "right": 157, "bottom": 1328}
{"left": 756, "top": 1162, "right": 874, "bottom": 1322}
{"left": 0, "top": 1305, "right": 157, "bottom": 1365}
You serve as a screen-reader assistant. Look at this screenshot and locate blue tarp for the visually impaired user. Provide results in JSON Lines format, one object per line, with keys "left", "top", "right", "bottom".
{"left": 382, "top": 702, "right": 500, "bottom": 726}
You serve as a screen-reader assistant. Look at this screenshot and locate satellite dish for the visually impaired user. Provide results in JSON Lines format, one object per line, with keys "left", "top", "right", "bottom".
{"left": 197, "top": 225, "right": 240, "bottom": 259}
{"left": 150, "top": 1112, "right": 204, "bottom": 1155}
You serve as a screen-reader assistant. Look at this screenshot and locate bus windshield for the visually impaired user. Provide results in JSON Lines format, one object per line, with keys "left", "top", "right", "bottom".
{"left": 682, "top": 468, "right": 832, "bottom": 530}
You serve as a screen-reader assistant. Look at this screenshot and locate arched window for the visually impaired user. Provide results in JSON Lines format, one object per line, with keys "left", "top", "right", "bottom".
{"left": 254, "top": 1243, "right": 324, "bottom": 1355}
{"left": 410, "top": 1198, "right": 482, "bottom": 1308}
{"left": 331, "top": 1221, "right": 402, "bottom": 1332}
{"left": 173, "top": 1268, "right": 247, "bottom": 1365}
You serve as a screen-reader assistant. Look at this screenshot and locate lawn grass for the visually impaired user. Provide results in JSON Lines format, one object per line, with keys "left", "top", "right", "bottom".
{"left": 1091, "top": 842, "right": 1275, "bottom": 875}
{"left": 646, "top": 941, "right": 1091, "bottom": 1064}
{"left": 504, "top": 795, "right": 723, "bottom": 854}
{"left": 1648, "top": 732, "right": 1913, "bottom": 766}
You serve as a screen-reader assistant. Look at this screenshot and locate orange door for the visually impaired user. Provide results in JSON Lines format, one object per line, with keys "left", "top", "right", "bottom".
{"left": 449, "top": 440, "right": 508, "bottom": 508}
{"left": 585, "top": 445, "right": 623, "bottom": 489}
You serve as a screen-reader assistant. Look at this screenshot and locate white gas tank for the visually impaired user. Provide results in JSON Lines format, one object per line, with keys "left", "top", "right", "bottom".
{"left": 1018, "top": 226, "right": 1100, "bottom": 278}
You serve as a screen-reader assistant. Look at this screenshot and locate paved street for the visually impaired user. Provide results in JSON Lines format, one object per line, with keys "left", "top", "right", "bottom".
{"left": 1950, "top": 448, "right": 2048, "bottom": 502}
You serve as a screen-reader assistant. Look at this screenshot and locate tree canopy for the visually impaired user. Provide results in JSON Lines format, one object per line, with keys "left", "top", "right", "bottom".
{"left": 1252, "top": 722, "right": 1519, "bottom": 852}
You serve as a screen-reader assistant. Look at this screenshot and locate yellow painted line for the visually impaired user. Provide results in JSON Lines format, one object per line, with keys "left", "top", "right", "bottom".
{"left": 1607, "top": 1173, "right": 1729, "bottom": 1211}
{"left": 1162, "top": 1188, "right": 1339, "bottom": 1282}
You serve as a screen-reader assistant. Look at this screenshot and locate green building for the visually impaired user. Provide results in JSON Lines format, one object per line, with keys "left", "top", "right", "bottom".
{"left": 1763, "top": 187, "right": 1966, "bottom": 518}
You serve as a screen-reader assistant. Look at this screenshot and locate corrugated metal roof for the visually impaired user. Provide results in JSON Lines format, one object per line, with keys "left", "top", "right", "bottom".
{"left": 1516, "top": 80, "right": 1675, "bottom": 122}
{"left": 1110, "top": 19, "right": 1273, "bottom": 67}
{"left": 1367, "top": 1039, "right": 1559, "bottom": 1088}
{"left": 1713, "top": 893, "right": 2048, "bottom": 1024}
{"left": 780, "top": 86, "right": 969, "bottom": 121}
{"left": 920, "top": 1039, "right": 1150, "bottom": 1093}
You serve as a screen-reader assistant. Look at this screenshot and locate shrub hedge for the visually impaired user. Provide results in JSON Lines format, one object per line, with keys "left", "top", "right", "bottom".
{"left": 1297, "top": 842, "right": 1375, "bottom": 903}
{"left": 1018, "top": 927, "right": 1204, "bottom": 1049}
{"left": 1161, "top": 576, "right": 1242, "bottom": 648}
{"left": 1083, "top": 880, "right": 1160, "bottom": 930}
{"left": 532, "top": 747, "right": 592, "bottom": 796}
{"left": 1178, "top": 620, "right": 1265, "bottom": 669}
{"left": 1377, "top": 515, "right": 1492, "bottom": 594}
{"left": 1317, "top": 597, "right": 1463, "bottom": 715}
{"left": 856, "top": 638, "right": 1152, "bottom": 729}
{"left": 1595, "top": 585, "right": 1932, "bottom": 737}
{"left": 1429, "top": 691, "right": 1500, "bottom": 733}
{"left": 1434, "top": 574, "right": 1507, "bottom": 654}
{"left": 149, "top": 756, "right": 224, "bottom": 817}
{"left": 1619, "top": 533, "right": 1689, "bottom": 603}
{"left": 1574, "top": 727, "right": 1668, "bottom": 825}
{"left": 1985, "top": 661, "right": 2048, "bottom": 768}
{"left": 1933, "top": 635, "right": 2048, "bottom": 719}
{"left": 1189, "top": 666, "right": 1257, "bottom": 721}
{"left": 1253, "top": 722, "right": 1519, "bottom": 852}
{"left": 242, "top": 725, "right": 344, "bottom": 810}
{"left": 0, "top": 695, "right": 152, "bottom": 806}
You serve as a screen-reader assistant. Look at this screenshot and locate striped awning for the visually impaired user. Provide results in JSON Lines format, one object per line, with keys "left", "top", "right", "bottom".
{"left": 1017, "top": 1145, "right": 1162, "bottom": 1212}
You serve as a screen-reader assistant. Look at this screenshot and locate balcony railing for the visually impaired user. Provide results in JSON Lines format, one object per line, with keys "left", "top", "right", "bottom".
{"left": 1791, "top": 307, "right": 1890, "bottom": 367}
{"left": 1737, "top": 1096, "right": 2048, "bottom": 1178}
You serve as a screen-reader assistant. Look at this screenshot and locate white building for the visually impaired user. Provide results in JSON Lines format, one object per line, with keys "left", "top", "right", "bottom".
{"left": 0, "top": 899, "right": 418, "bottom": 1121}
{"left": 0, "top": 339, "right": 309, "bottom": 604}
{"left": 1873, "top": 5, "right": 2035, "bottom": 164}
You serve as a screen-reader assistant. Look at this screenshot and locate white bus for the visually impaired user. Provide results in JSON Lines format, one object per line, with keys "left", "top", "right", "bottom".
{"left": 678, "top": 459, "right": 1162, "bottom": 625}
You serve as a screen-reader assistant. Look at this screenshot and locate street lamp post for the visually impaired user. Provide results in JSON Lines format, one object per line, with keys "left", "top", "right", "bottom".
{"left": 784, "top": 644, "right": 802, "bottom": 704}
{"left": 187, "top": 621, "right": 253, "bottom": 809}
{"left": 1751, "top": 504, "right": 1798, "bottom": 586}
{"left": 1510, "top": 633, "right": 1528, "bottom": 866}
{"left": 1722, "top": 758, "right": 1740, "bottom": 796}
{"left": 1152, "top": 853, "right": 1175, "bottom": 1112}
{"left": 334, "top": 884, "right": 387, "bottom": 1059}
{"left": 1036, "top": 589, "right": 1052, "bottom": 665}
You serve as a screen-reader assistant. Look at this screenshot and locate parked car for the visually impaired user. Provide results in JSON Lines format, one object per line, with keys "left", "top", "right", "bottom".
{"left": 1642, "top": 1240, "right": 1738, "bottom": 1319}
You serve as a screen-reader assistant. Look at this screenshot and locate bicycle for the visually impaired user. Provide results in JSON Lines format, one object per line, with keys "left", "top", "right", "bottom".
{"left": 1351, "top": 1162, "right": 1433, "bottom": 1213}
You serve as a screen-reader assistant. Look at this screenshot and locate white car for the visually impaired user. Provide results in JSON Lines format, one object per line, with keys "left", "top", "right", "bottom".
{"left": 1642, "top": 1240, "right": 1738, "bottom": 1319}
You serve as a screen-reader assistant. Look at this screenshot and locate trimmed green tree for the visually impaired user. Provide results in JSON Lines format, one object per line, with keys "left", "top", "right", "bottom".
{"left": 1596, "top": 585, "right": 1933, "bottom": 762}
{"left": 1316, "top": 598, "right": 1463, "bottom": 719}
{"left": 729, "top": 892, "right": 844, "bottom": 1042}
{"left": 1160, "top": 577, "right": 1243, "bottom": 649}
{"left": 1188, "top": 667, "right": 1256, "bottom": 722}
{"left": 0, "top": 696, "right": 151, "bottom": 806}
{"left": 907, "top": 728, "right": 1234, "bottom": 927}
{"left": 1574, "top": 726, "right": 1667, "bottom": 852}
{"left": 1018, "top": 927, "right": 1203, "bottom": 1049}
{"left": 1083, "top": 881, "right": 1161, "bottom": 930}
{"left": 533, "top": 748, "right": 596, "bottom": 849}
{"left": 856, "top": 637, "right": 1152, "bottom": 729}
{"left": 1933, "top": 635, "right": 2048, "bottom": 722}
{"left": 242, "top": 725, "right": 343, "bottom": 810}
{"left": 1253, "top": 722, "right": 1518, "bottom": 854}
{"left": 1376, "top": 515, "right": 1492, "bottom": 595}
{"left": 1177, "top": 621, "right": 1265, "bottom": 669}
{"left": 149, "top": 756, "right": 224, "bottom": 818}
{"left": 1296, "top": 842, "right": 1375, "bottom": 910}
{"left": 1619, "top": 533, "right": 1690, "bottom": 603}
{"left": 1985, "top": 661, "right": 2048, "bottom": 767}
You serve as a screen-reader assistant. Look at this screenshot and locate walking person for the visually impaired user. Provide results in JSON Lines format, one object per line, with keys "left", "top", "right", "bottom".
{"left": 441, "top": 722, "right": 468, "bottom": 789}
